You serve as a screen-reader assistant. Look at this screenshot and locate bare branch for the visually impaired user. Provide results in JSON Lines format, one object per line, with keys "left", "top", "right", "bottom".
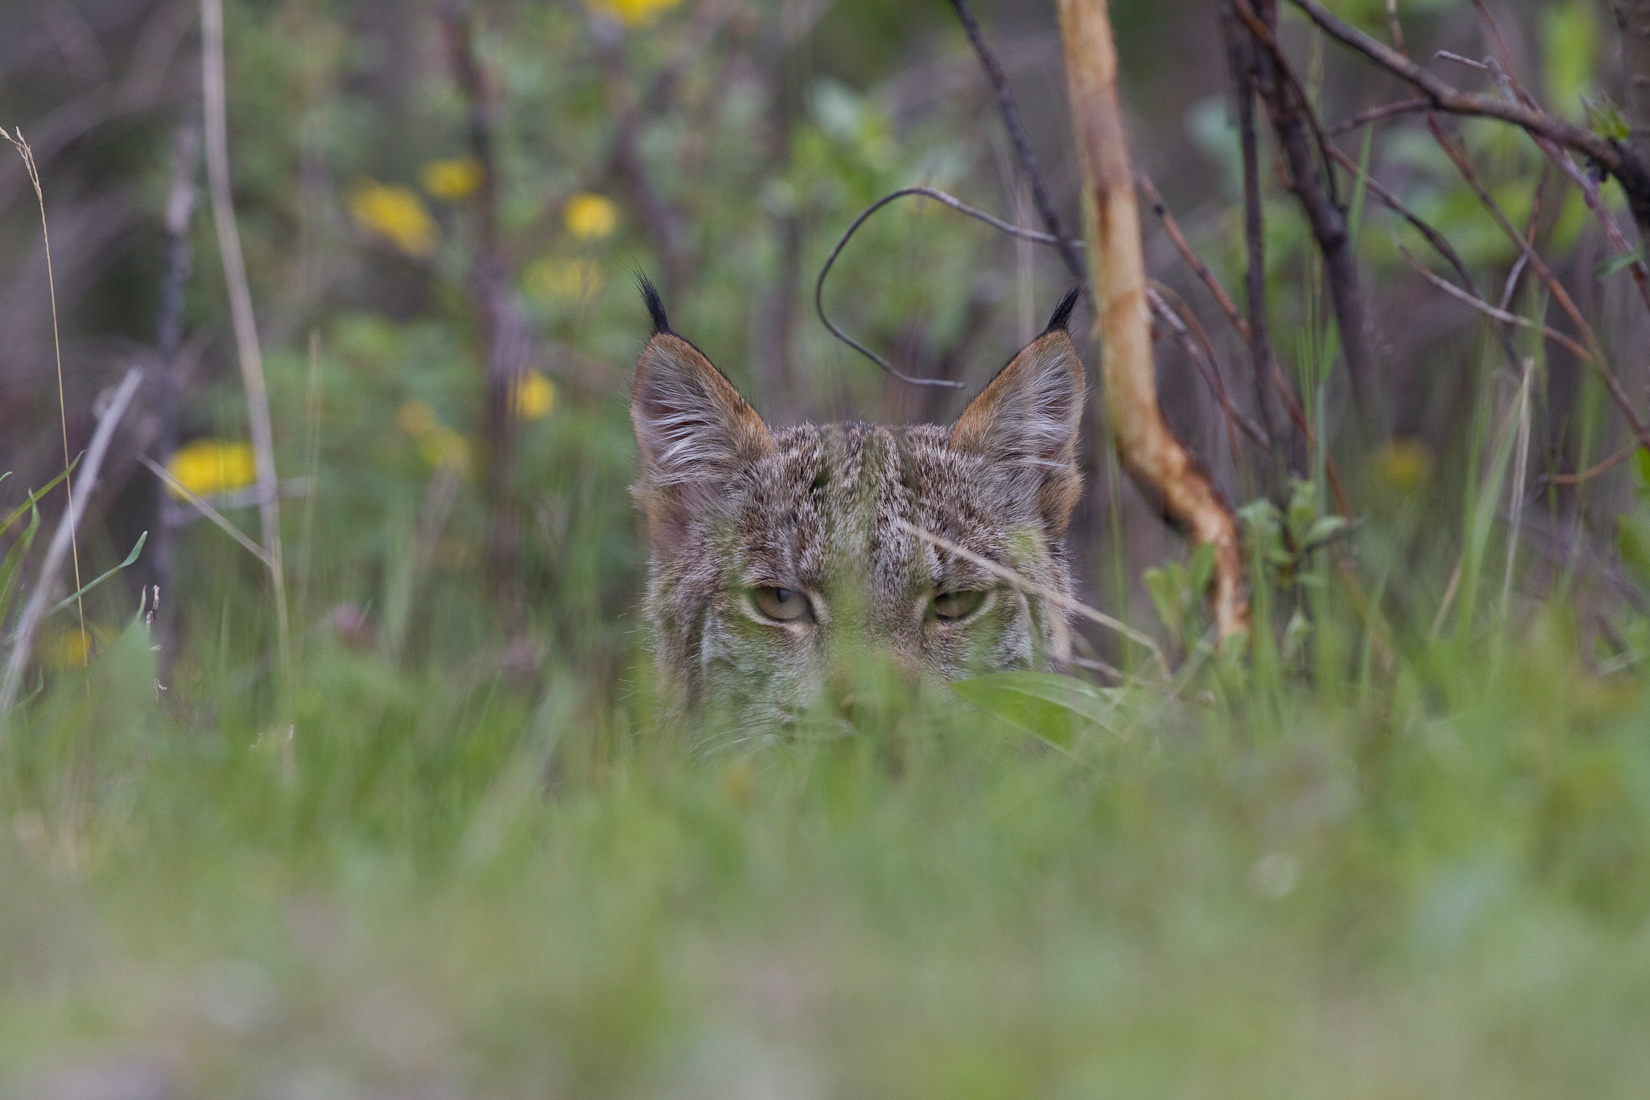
{"left": 948, "top": 0, "right": 1086, "bottom": 282}
{"left": 1289, "top": 0, "right": 1650, "bottom": 236}
{"left": 1058, "top": 0, "right": 1249, "bottom": 644}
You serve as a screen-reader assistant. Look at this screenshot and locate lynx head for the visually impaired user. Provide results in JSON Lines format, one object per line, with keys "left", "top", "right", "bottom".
{"left": 631, "top": 281, "right": 1086, "bottom": 730}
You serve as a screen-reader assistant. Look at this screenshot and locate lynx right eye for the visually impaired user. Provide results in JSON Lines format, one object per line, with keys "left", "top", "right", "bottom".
{"left": 751, "top": 587, "right": 813, "bottom": 623}
{"left": 931, "top": 590, "right": 988, "bottom": 622}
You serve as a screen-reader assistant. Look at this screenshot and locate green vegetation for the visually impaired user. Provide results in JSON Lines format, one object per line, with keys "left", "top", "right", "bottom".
{"left": 4, "top": 1, "right": 1650, "bottom": 1094}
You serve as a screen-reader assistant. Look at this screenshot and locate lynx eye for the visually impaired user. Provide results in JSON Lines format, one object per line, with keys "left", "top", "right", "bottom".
{"left": 930, "top": 590, "right": 988, "bottom": 622}
{"left": 751, "top": 586, "right": 813, "bottom": 624}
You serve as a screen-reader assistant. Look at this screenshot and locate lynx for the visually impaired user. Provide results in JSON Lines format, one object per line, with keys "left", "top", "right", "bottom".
{"left": 630, "top": 280, "right": 1086, "bottom": 728}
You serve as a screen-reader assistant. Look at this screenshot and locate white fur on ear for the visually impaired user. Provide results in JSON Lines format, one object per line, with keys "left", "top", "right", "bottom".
{"left": 632, "top": 334, "right": 772, "bottom": 481}
{"left": 951, "top": 331, "right": 1085, "bottom": 469}
{"left": 631, "top": 333, "right": 773, "bottom": 554}
{"left": 949, "top": 329, "right": 1087, "bottom": 533}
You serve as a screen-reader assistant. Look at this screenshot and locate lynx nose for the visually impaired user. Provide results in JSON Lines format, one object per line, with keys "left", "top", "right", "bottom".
{"left": 824, "top": 651, "right": 921, "bottom": 731}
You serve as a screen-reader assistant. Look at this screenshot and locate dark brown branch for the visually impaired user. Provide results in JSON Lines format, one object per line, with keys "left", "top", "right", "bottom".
{"left": 142, "top": 119, "right": 199, "bottom": 669}
{"left": 441, "top": 2, "right": 532, "bottom": 628}
{"left": 1320, "top": 139, "right": 1520, "bottom": 369}
{"left": 1289, "top": 0, "right": 1650, "bottom": 236}
{"left": 1429, "top": 117, "right": 1650, "bottom": 455}
{"left": 1614, "top": 1, "right": 1650, "bottom": 219}
{"left": 1237, "top": 0, "right": 1375, "bottom": 413}
{"left": 1477, "top": 56, "right": 1650, "bottom": 317}
{"left": 949, "top": 0, "right": 1087, "bottom": 282}
{"left": 1136, "top": 174, "right": 1245, "bottom": 339}
{"left": 1219, "top": 1, "right": 1291, "bottom": 474}
{"left": 1149, "top": 283, "right": 1268, "bottom": 453}
{"left": 1328, "top": 98, "right": 1430, "bottom": 135}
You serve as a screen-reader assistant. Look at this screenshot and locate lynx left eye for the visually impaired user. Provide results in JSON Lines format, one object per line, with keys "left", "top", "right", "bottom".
{"left": 751, "top": 586, "right": 813, "bottom": 623}
{"left": 930, "top": 590, "right": 987, "bottom": 622}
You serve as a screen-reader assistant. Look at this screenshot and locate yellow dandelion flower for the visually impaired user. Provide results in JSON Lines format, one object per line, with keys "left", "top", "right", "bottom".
{"left": 584, "top": 0, "right": 682, "bottom": 28}
{"left": 524, "top": 257, "right": 606, "bottom": 304}
{"left": 419, "top": 426, "right": 472, "bottom": 475}
{"left": 398, "top": 400, "right": 439, "bottom": 440}
{"left": 166, "top": 439, "right": 257, "bottom": 500}
{"left": 349, "top": 181, "right": 438, "bottom": 257}
{"left": 1373, "top": 438, "right": 1433, "bottom": 493}
{"left": 41, "top": 624, "right": 117, "bottom": 670}
{"left": 511, "top": 371, "right": 556, "bottom": 421}
{"left": 564, "top": 193, "right": 618, "bottom": 240}
{"left": 421, "top": 157, "right": 484, "bottom": 202}
{"left": 399, "top": 401, "right": 470, "bottom": 474}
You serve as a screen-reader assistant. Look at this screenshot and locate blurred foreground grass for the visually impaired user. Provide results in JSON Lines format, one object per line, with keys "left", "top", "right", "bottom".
{"left": 2, "top": 600, "right": 1649, "bottom": 1099}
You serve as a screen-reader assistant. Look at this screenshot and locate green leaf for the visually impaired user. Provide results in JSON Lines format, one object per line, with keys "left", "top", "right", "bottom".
{"left": 0, "top": 501, "right": 42, "bottom": 633}
{"left": 0, "top": 458, "right": 78, "bottom": 540}
{"left": 1188, "top": 541, "right": 1217, "bottom": 599}
{"left": 1637, "top": 447, "right": 1650, "bottom": 492}
{"left": 1584, "top": 94, "right": 1631, "bottom": 142}
{"left": 1143, "top": 566, "right": 1180, "bottom": 637}
{"left": 1619, "top": 513, "right": 1650, "bottom": 581}
{"left": 951, "top": 672, "right": 1117, "bottom": 752}
{"left": 40, "top": 531, "right": 148, "bottom": 621}
{"left": 1596, "top": 249, "right": 1645, "bottom": 280}
{"left": 1302, "top": 515, "right": 1353, "bottom": 552}
{"left": 1281, "top": 610, "right": 1312, "bottom": 665}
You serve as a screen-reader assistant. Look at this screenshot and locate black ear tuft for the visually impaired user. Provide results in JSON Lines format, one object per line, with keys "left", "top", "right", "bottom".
{"left": 1043, "top": 286, "right": 1082, "bottom": 335}
{"left": 639, "top": 275, "right": 670, "bottom": 335}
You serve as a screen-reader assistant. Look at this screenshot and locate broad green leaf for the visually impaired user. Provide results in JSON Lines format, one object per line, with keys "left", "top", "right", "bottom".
{"left": 1596, "top": 249, "right": 1645, "bottom": 280}
{"left": 951, "top": 672, "right": 1117, "bottom": 752}
{"left": 1302, "top": 515, "right": 1352, "bottom": 551}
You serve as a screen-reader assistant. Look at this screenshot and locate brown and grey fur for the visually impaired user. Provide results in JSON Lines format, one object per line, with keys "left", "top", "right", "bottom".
{"left": 631, "top": 281, "right": 1087, "bottom": 728}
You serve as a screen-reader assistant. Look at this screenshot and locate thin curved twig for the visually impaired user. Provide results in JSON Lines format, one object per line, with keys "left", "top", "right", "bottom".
{"left": 1328, "top": 98, "right": 1431, "bottom": 135}
{"left": 816, "top": 186, "right": 1081, "bottom": 388}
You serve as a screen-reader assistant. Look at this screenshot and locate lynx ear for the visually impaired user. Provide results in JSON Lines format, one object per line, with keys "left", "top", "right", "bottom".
{"left": 631, "top": 328, "right": 773, "bottom": 556}
{"left": 949, "top": 322, "right": 1086, "bottom": 536}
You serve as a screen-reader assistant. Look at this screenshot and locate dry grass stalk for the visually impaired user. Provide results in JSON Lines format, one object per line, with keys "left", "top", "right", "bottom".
{"left": 137, "top": 455, "right": 275, "bottom": 572}
{"left": 1, "top": 127, "right": 87, "bottom": 667}
{"left": 891, "top": 517, "right": 1169, "bottom": 680}
{"left": 1, "top": 368, "right": 144, "bottom": 720}
{"left": 1055, "top": 0, "right": 1250, "bottom": 644}
{"left": 201, "top": 0, "right": 291, "bottom": 695}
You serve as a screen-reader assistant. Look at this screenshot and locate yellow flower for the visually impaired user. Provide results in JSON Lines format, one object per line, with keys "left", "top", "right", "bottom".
{"left": 166, "top": 439, "right": 257, "bottom": 500}
{"left": 349, "top": 181, "right": 438, "bottom": 256}
{"left": 512, "top": 371, "right": 556, "bottom": 421}
{"left": 1374, "top": 438, "right": 1433, "bottom": 493}
{"left": 584, "top": 0, "right": 681, "bottom": 28}
{"left": 398, "top": 400, "right": 471, "bottom": 474}
{"left": 422, "top": 157, "right": 484, "bottom": 202}
{"left": 42, "top": 624, "right": 117, "bottom": 669}
{"left": 420, "top": 426, "right": 472, "bottom": 475}
{"left": 564, "top": 193, "right": 618, "bottom": 240}
{"left": 398, "top": 400, "right": 439, "bottom": 439}
{"left": 524, "top": 257, "right": 606, "bottom": 304}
